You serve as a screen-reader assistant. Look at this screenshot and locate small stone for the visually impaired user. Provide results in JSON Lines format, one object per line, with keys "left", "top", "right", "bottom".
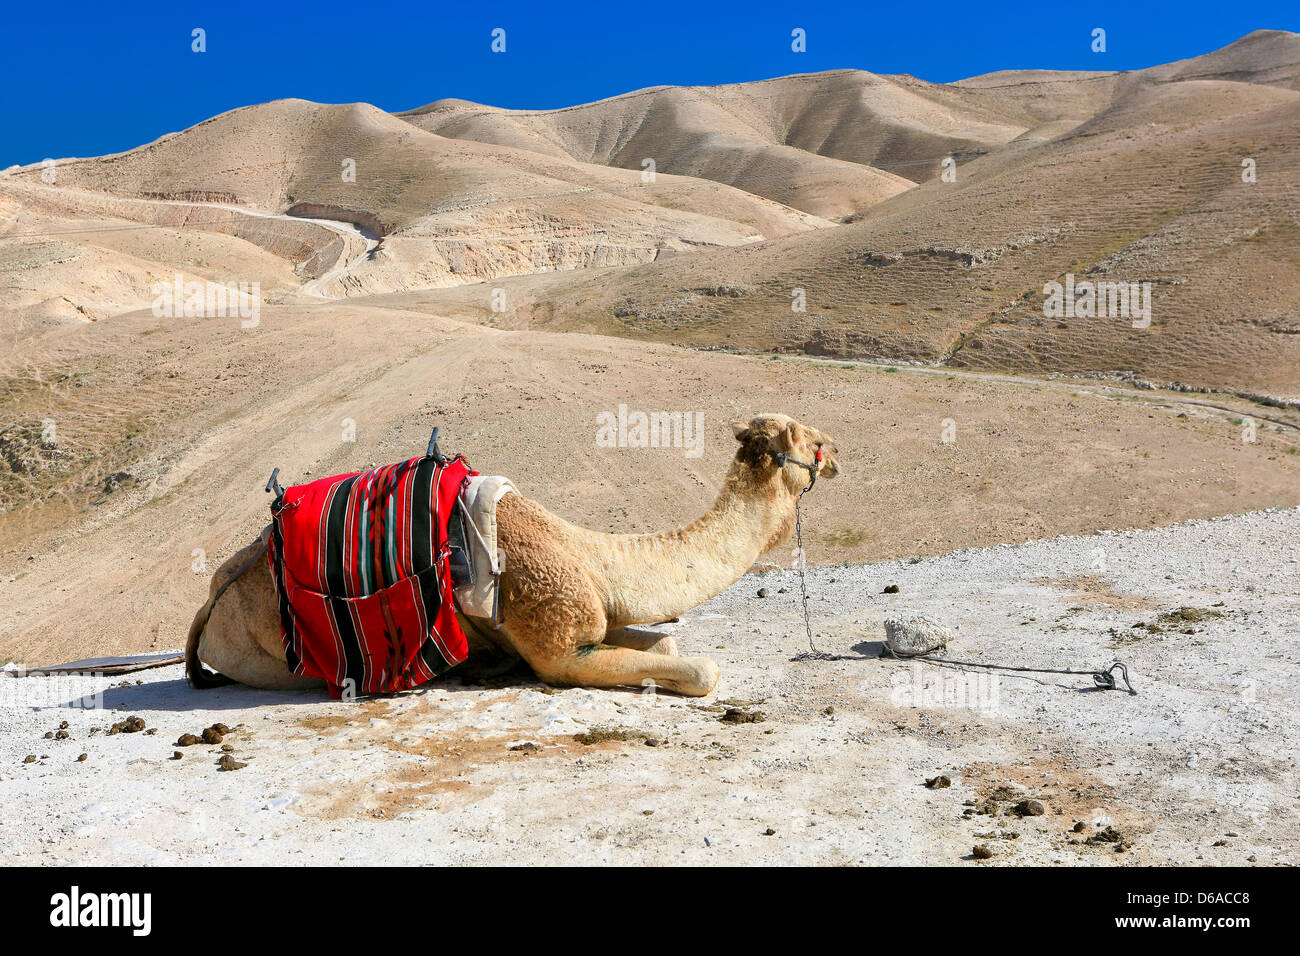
{"left": 54, "top": 730, "right": 68, "bottom": 740}
{"left": 763, "top": 828, "right": 776, "bottom": 836}
{"left": 221, "top": 744, "right": 234, "bottom": 753}
{"left": 43, "top": 732, "right": 53, "bottom": 739}
{"left": 642, "top": 809, "right": 654, "bottom": 815}
{"left": 509, "top": 742, "right": 539, "bottom": 753}
{"left": 925, "top": 775, "right": 952, "bottom": 789}
{"left": 77, "top": 753, "right": 87, "bottom": 762}
{"left": 59, "top": 721, "right": 69, "bottom": 729}
{"left": 1012, "top": 799, "right": 1046, "bottom": 817}
{"left": 756, "top": 588, "right": 770, "bottom": 598}
{"left": 972, "top": 844, "right": 994, "bottom": 860}
{"left": 1072, "top": 821, "right": 1086, "bottom": 833}
{"left": 823, "top": 706, "right": 835, "bottom": 715}
{"left": 23, "top": 754, "right": 36, "bottom": 764}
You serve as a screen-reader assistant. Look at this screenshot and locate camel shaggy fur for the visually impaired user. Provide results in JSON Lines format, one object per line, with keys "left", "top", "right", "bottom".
{"left": 186, "top": 413, "right": 840, "bottom": 697}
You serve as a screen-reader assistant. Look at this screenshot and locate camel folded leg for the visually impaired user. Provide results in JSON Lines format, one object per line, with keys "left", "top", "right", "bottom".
{"left": 604, "top": 626, "right": 678, "bottom": 656}
{"left": 530, "top": 645, "right": 719, "bottom": 697}
{"left": 194, "top": 538, "right": 323, "bottom": 692}
{"left": 198, "top": 623, "right": 322, "bottom": 691}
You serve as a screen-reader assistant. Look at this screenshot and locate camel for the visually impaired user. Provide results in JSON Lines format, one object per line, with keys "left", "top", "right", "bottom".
{"left": 186, "top": 413, "right": 840, "bottom": 697}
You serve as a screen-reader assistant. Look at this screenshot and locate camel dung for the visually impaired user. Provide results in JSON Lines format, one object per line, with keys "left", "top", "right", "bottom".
{"left": 1011, "top": 799, "right": 1046, "bottom": 817}
{"left": 572, "top": 727, "right": 658, "bottom": 745}
{"left": 217, "top": 755, "right": 248, "bottom": 771}
{"left": 720, "top": 707, "right": 765, "bottom": 724}
{"left": 107, "top": 716, "right": 147, "bottom": 735}
{"left": 925, "top": 774, "right": 952, "bottom": 789}
{"left": 175, "top": 734, "right": 201, "bottom": 747}
{"left": 972, "top": 844, "right": 994, "bottom": 860}
{"left": 884, "top": 616, "right": 954, "bottom": 656}
{"left": 1086, "top": 826, "right": 1125, "bottom": 846}
{"left": 201, "top": 727, "right": 224, "bottom": 745}
{"left": 77, "top": 753, "right": 87, "bottom": 762}
{"left": 882, "top": 584, "right": 900, "bottom": 594}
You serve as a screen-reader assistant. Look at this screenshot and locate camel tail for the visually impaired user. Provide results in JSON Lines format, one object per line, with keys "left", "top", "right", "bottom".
{"left": 185, "top": 594, "right": 234, "bottom": 689}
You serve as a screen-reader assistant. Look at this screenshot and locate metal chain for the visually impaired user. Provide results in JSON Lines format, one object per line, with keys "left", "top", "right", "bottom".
{"left": 790, "top": 486, "right": 866, "bottom": 662}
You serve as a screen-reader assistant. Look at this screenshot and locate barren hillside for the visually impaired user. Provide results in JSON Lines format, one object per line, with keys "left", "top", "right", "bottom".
{"left": 450, "top": 38, "right": 1300, "bottom": 397}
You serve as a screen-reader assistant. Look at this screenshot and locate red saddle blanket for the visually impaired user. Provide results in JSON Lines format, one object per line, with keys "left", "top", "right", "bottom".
{"left": 266, "top": 454, "right": 474, "bottom": 698}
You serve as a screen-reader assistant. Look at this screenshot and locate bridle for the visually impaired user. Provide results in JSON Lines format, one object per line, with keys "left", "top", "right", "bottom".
{"left": 771, "top": 446, "right": 823, "bottom": 493}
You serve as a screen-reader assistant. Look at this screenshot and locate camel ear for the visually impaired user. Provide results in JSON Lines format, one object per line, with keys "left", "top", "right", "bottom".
{"left": 731, "top": 422, "right": 750, "bottom": 442}
{"left": 774, "top": 421, "right": 799, "bottom": 452}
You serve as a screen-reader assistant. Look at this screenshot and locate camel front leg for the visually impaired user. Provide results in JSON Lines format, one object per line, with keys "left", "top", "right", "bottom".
{"left": 532, "top": 645, "right": 719, "bottom": 697}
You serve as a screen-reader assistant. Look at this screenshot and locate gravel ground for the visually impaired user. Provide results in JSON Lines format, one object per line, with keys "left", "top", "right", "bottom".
{"left": 3, "top": 508, "right": 1297, "bottom": 866}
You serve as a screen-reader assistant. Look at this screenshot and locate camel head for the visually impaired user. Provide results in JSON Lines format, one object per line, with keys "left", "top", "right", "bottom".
{"left": 730, "top": 413, "right": 841, "bottom": 492}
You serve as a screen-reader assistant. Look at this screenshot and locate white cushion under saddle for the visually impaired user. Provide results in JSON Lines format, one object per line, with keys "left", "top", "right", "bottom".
{"left": 455, "top": 475, "right": 515, "bottom": 621}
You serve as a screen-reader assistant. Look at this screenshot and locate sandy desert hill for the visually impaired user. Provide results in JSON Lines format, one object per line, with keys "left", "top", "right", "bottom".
{"left": 1, "top": 31, "right": 1299, "bottom": 666}
{"left": 405, "top": 30, "right": 1300, "bottom": 398}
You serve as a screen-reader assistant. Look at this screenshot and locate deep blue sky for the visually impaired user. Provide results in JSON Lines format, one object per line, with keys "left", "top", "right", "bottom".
{"left": 2, "top": 1, "right": 1296, "bottom": 167}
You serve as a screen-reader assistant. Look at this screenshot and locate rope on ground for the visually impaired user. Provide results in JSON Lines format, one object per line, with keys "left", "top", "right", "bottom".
{"left": 787, "top": 494, "right": 1138, "bottom": 695}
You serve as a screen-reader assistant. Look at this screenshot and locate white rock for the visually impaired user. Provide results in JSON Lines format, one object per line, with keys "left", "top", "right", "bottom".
{"left": 884, "top": 616, "right": 955, "bottom": 656}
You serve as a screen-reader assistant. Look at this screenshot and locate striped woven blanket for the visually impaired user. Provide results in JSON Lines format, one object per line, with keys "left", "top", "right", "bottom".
{"left": 267, "top": 454, "right": 474, "bottom": 698}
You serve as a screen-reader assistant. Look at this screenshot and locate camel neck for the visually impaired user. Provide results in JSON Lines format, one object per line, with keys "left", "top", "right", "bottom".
{"left": 589, "top": 459, "right": 798, "bottom": 627}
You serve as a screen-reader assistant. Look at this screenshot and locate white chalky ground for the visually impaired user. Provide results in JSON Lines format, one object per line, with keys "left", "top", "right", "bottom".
{"left": 3, "top": 509, "right": 1296, "bottom": 865}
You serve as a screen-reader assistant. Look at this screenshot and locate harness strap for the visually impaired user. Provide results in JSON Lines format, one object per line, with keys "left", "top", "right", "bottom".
{"left": 772, "top": 448, "right": 821, "bottom": 493}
